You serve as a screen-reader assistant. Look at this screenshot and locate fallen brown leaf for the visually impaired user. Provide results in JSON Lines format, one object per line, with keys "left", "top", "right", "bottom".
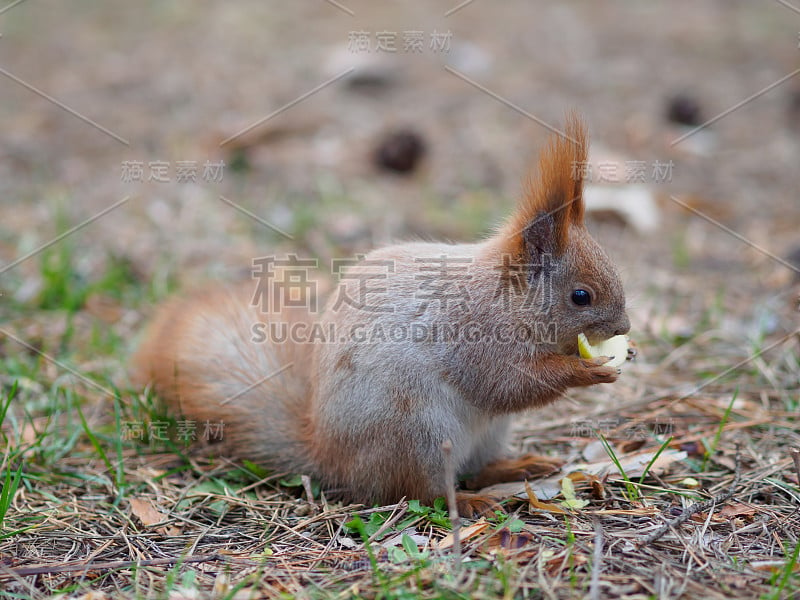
{"left": 525, "top": 481, "right": 567, "bottom": 514}
{"left": 716, "top": 503, "right": 758, "bottom": 520}
{"left": 546, "top": 552, "right": 588, "bottom": 577}
{"left": 130, "top": 497, "right": 180, "bottom": 535}
{"left": 130, "top": 497, "right": 163, "bottom": 528}
{"left": 434, "top": 519, "right": 491, "bottom": 550}
{"left": 564, "top": 471, "right": 606, "bottom": 500}
{"left": 483, "top": 528, "right": 537, "bottom": 557}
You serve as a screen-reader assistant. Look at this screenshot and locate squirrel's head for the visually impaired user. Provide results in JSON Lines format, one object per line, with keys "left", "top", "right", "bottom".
{"left": 492, "top": 113, "right": 630, "bottom": 356}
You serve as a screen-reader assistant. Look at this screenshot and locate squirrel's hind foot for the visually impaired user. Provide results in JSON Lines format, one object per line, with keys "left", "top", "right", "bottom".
{"left": 464, "top": 454, "right": 563, "bottom": 490}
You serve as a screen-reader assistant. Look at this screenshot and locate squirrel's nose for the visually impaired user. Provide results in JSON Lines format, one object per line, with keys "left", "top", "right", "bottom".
{"left": 613, "top": 314, "right": 631, "bottom": 337}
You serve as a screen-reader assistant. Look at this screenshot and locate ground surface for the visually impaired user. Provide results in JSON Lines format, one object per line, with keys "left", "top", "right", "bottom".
{"left": 1, "top": 1, "right": 799, "bottom": 598}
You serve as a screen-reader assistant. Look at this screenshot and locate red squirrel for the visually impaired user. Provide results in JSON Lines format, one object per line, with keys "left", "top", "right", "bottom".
{"left": 132, "top": 114, "right": 630, "bottom": 516}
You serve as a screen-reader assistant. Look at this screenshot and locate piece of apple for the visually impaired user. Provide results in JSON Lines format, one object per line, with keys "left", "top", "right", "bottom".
{"left": 577, "top": 333, "right": 629, "bottom": 368}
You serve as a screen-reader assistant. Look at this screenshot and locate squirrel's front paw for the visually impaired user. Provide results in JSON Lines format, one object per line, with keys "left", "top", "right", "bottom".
{"left": 578, "top": 357, "right": 619, "bottom": 385}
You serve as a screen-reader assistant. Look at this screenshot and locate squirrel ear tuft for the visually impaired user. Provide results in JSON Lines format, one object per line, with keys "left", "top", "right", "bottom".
{"left": 498, "top": 112, "right": 588, "bottom": 259}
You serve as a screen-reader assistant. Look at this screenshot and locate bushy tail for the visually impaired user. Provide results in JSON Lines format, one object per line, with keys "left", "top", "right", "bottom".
{"left": 131, "top": 281, "right": 316, "bottom": 473}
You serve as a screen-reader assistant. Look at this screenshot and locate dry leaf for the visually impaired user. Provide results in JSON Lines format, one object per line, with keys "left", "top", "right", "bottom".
{"left": 213, "top": 573, "right": 231, "bottom": 596}
{"left": 435, "top": 519, "right": 491, "bottom": 550}
{"left": 577, "top": 448, "right": 687, "bottom": 479}
{"left": 751, "top": 560, "right": 800, "bottom": 573}
{"left": 546, "top": 552, "right": 588, "bottom": 577}
{"left": 75, "top": 593, "right": 108, "bottom": 600}
{"left": 565, "top": 471, "right": 606, "bottom": 499}
{"left": 168, "top": 591, "right": 200, "bottom": 600}
{"left": 380, "top": 529, "right": 430, "bottom": 550}
{"left": 482, "top": 479, "right": 561, "bottom": 502}
{"left": 617, "top": 439, "right": 647, "bottom": 454}
{"left": 129, "top": 498, "right": 181, "bottom": 536}
{"left": 592, "top": 507, "right": 660, "bottom": 516}
{"left": 483, "top": 528, "right": 536, "bottom": 557}
{"left": 678, "top": 477, "right": 701, "bottom": 489}
{"left": 476, "top": 448, "right": 686, "bottom": 507}
{"left": 678, "top": 441, "right": 706, "bottom": 457}
{"left": 559, "top": 477, "right": 589, "bottom": 510}
{"left": 717, "top": 503, "right": 757, "bottom": 520}
{"left": 525, "top": 481, "right": 566, "bottom": 514}
{"left": 582, "top": 439, "right": 610, "bottom": 463}
{"left": 129, "top": 498, "right": 181, "bottom": 537}
{"left": 130, "top": 497, "right": 179, "bottom": 535}
{"left": 130, "top": 497, "right": 164, "bottom": 528}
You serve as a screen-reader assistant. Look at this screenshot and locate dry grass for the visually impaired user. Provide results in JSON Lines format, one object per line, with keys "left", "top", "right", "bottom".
{"left": 2, "top": 1, "right": 800, "bottom": 598}
{"left": 2, "top": 305, "right": 799, "bottom": 598}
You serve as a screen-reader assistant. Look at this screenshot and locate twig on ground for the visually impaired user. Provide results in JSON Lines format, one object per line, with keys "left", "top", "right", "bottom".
{"left": 442, "top": 439, "right": 461, "bottom": 568}
{"left": 301, "top": 474, "right": 317, "bottom": 509}
{"left": 590, "top": 518, "right": 604, "bottom": 600}
{"left": 790, "top": 448, "right": 800, "bottom": 484}
{"left": 638, "top": 448, "right": 742, "bottom": 546}
{"left": 1, "top": 553, "right": 226, "bottom": 579}
{"left": 367, "top": 501, "right": 409, "bottom": 543}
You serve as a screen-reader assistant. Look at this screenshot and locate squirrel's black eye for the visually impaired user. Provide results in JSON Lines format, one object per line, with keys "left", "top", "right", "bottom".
{"left": 571, "top": 289, "right": 591, "bottom": 306}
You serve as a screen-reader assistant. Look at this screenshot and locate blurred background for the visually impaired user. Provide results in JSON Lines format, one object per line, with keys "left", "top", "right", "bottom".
{"left": 0, "top": 0, "right": 798, "bottom": 408}
{"left": 2, "top": 6, "right": 799, "bottom": 595}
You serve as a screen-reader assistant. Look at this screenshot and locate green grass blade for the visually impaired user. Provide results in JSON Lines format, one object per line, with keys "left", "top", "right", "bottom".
{"left": 0, "top": 380, "right": 18, "bottom": 429}
{"left": 76, "top": 403, "right": 114, "bottom": 481}
{"left": 0, "top": 462, "right": 23, "bottom": 529}
{"left": 772, "top": 539, "right": 800, "bottom": 600}
{"left": 597, "top": 432, "right": 638, "bottom": 500}
{"left": 702, "top": 389, "right": 737, "bottom": 471}
{"left": 638, "top": 436, "right": 674, "bottom": 485}
{"left": 111, "top": 390, "right": 126, "bottom": 491}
